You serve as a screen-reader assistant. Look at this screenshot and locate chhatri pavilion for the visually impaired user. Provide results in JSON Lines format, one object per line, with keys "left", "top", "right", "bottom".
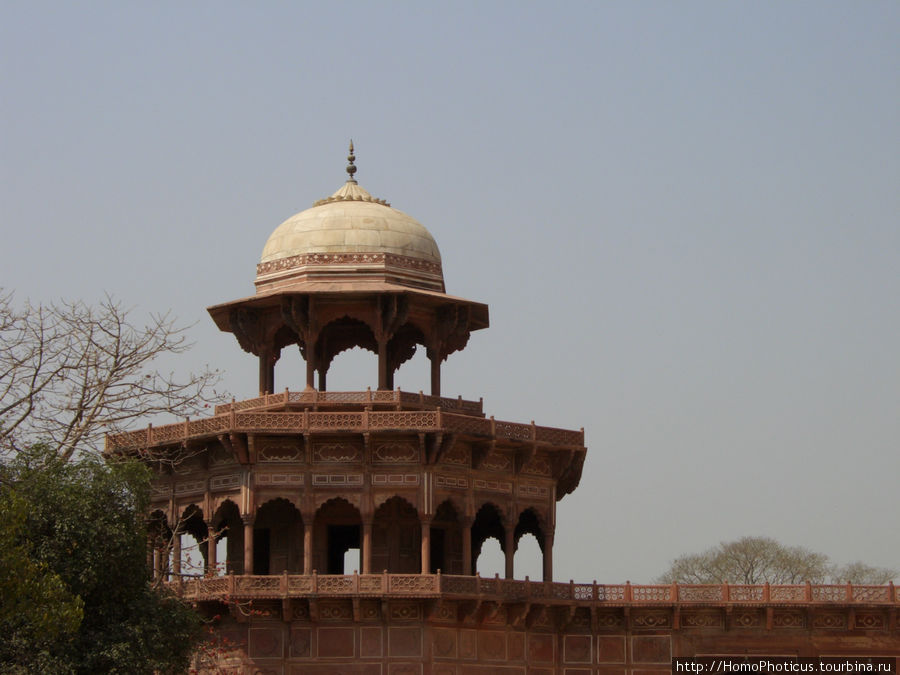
{"left": 108, "top": 145, "right": 900, "bottom": 672}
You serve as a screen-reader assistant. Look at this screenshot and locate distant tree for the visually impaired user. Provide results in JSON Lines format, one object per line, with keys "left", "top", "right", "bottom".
{"left": 657, "top": 536, "right": 896, "bottom": 585}
{"left": 831, "top": 561, "right": 897, "bottom": 585}
{"left": 0, "top": 291, "right": 220, "bottom": 461}
{"left": 0, "top": 445, "right": 202, "bottom": 674}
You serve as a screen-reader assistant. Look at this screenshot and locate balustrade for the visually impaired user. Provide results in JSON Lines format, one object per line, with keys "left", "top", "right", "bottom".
{"left": 168, "top": 574, "right": 899, "bottom": 607}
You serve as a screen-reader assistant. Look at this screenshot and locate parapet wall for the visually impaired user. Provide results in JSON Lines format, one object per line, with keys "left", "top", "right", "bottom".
{"left": 184, "top": 575, "right": 900, "bottom": 673}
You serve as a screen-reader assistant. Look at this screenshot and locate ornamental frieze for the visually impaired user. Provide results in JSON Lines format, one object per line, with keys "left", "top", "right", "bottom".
{"left": 311, "top": 473, "right": 363, "bottom": 487}
{"left": 773, "top": 611, "right": 806, "bottom": 628}
{"left": 480, "top": 452, "right": 511, "bottom": 472}
{"left": 435, "top": 475, "right": 468, "bottom": 490}
{"left": 855, "top": 612, "right": 885, "bottom": 629}
{"left": 632, "top": 611, "right": 671, "bottom": 628}
{"left": 473, "top": 478, "right": 512, "bottom": 494}
{"left": 210, "top": 473, "right": 241, "bottom": 490}
{"left": 258, "top": 437, "right": 303, "bottom": 462}
{"left": 313, "top": 442, "right": 362, "bottom": 463}
{"left": 373, "top": 441, "right": 419, "bottom": 463}
{"left": 520, "top": 456, "right": 552, "bottom": 476}
{"left": 441, "top": 446, "right": 469, "bottom": 466}
{"left": 255, "top": 472, "right": 303, "bottom": 487}
{"left": 813, "top": 612, "right": 846, "bottom": 629}
{"left": 733, "top": 610, "right": 762, "bottom": 628}
{"left": 518, "top": 483, "right": 549, "bottom": 499}
{"left": 371, "top": 473, "right": 419, "bottom": 487}
{"left": 682, "top": 611, "right": 723, "bottom": 628}
{"left": 175, "top": 479, "right": 205, "bottom": 495}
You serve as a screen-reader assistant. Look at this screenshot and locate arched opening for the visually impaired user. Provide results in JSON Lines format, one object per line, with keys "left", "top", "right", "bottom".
{"left": 254, "top": 498, "right": 303, "bottom": 574}
{"left": 472, "top": 502, "right": 506, "bottom": 576}
{"left": 476, "top": 538, "right": 505, "bottom": 577}
{"left": 514, "top": 534, "right": 543, "bottom": 580}
{"left": 314, "top": 498, "right": 362, "bottom": 574}
{"left": 514, "top": 508, "right": 549, "bottom": 581}
{"left": 321, "top": 346, "right": 374, "bottom": 391}
{"left": 430, "top": 500, "right": 463, "bottom": 574}
{"left": 315, "top": 317, "right": 377, "bottom": 391}
{"left": 213, "top": 500, "right": 243, "bottom": 575}
{"left": 371, "top": 496, "right": 421, "bottom": 573}
{"left": 178, "top": 504, "right": 208, "bottom": 578}
{"left": 388, "top": 323, "right": 427, "bottom": 392}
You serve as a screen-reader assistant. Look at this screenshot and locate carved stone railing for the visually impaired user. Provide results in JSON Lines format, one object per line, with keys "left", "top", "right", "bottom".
{"left": 213, "top": 389, "right": 484, "bottom": 416}
{"left": 106, "top": 406, "right": 585, "bottom": 452}
{"left": 172, "top": 574, "right": 899, "bottom": 606}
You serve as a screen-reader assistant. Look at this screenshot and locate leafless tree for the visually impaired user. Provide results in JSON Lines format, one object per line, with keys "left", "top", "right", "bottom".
{"left": 657, "top": 536, "right": 896, "bottom": 585}
{"left": 0, "top": 290, "right": 222, "bottom": 461}
{"left": 831, "top": 561, "right": 897, "bottom": 585}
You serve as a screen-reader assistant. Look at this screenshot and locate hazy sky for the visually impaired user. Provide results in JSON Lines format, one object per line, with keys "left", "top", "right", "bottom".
{"left": 2, "top": 2, "right": 898, "bottom": 583}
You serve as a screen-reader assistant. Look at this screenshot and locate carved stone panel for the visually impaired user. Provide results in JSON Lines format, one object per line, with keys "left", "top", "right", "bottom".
{"left": 313, "top": 441, "right": 362, "bottom": 463}
{"left": 373, "top": 441, "right": 419, "bottom": 464}
{"left": 258, "top": 437, "right": 303, "bottom": 462}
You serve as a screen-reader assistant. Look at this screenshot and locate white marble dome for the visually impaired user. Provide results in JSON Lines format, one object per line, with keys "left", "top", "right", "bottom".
{"left": 260, "top": 180, "right": 441, "bottom": 266}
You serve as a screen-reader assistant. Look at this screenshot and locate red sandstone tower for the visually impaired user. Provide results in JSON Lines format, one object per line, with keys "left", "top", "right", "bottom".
{"left": 108, "top": 146, "right": 899, "bottom": 671}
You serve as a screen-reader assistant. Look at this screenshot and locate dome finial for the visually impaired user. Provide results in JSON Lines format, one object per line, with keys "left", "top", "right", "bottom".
{"left": 346, "top": 140, "right": 357, "bottom": 184}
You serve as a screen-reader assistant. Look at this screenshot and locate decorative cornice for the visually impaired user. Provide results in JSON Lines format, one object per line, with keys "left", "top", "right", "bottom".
{"left": 256, "top": 251, "right": 443, "bottom": 278}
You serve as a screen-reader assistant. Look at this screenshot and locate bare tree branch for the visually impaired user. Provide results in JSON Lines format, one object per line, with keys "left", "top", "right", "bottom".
{"left": 0, "top": 291, "right": 223, "bottom": 460}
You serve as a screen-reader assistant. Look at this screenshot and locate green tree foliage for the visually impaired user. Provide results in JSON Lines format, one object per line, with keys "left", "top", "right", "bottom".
{"left": 0, "top": 491, "right": 83, "bottom": 672}
{"left": 657, "top": 536, "right": 896, "bottom": 585}
{"left": 0, "top": 445, "right": 202, "bottom": 674}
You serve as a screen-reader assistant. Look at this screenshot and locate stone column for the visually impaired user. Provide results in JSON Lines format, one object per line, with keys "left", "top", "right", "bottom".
{"left": 542, "top": 531, "right": 554, "bottom": 582}
{"left": 504, "top": 527, "right": 515, "bottom": 580}
{"left": 206, "top": 523, "right": 217, "bottom": 576}
{"left": 258, "top": 349, "right": 274, "bottom": 396}
{"left": 172, "top": 533, "right": 182, "bottom": 580}
{"left": 146, "top": 533, "right": 155, "bottom": 578}
{"left": 377, "top": 339, "right": 389, "bottom": 390}
{"left": 462, "top": 518, "right": 473, "bottom": 576}
{"left": 362, "top": 519, "right": 373, "bottom": 574}
{"left": 429, "top": 351, "right": 441, "bottom": 397}
{"left": 420, "top": 519, "right": 432, "bottom": 574}
{"left": 303, "top": 520, "right": 314, "bottom": 574}
{"left": 242, "top": 515, "right": 254, "bottom": 575}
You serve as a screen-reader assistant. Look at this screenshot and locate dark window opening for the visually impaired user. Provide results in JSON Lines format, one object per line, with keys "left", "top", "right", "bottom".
{"left": 327, "top": 525, "right": 360, "bottom": 574}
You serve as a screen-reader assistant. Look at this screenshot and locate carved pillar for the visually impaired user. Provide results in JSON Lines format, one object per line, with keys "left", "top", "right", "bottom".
{"left": 305, "top": 350, "right": 316, "bottom": 390}
{"left": 542, "top": 531, "right": 554, "bottom": 582}
{"left": 429, "top": 349, "right": 441, "bottom": 397}
{"left": 146, "top": 533, "right": 154, "bottom": 578}
{"left": 155, "top": 544, "right": 166, "bottom": 581}
{"left": 420, "top": 518, "right": 432, "bottom": 574}
{"left": 303, "top": 520, "right": 313, "bottom": 574}
{"left": 206, "top": 523, "right": 217, "bottom": 576}
{"left": 258, "top": 348, "right": 274, "bottom": 395}
{"left": 462, "top": 518, "right": 473, "bottom": 576}
{"left": 242, "top": 516, "right": 254, "bottom": 575}
{"left": 377, "top": 338, "right": 390, "bottom": 390}
{"left": 172, "top": 533, "right": 182, "bottom": 579}
{"left": 362, "top": 520, "right": 373, "bottom": 574}
{"left": 504, "top": 527, "right": 515, "bottom": 580}
{"left": 317, "top": 367, "right": 327, "bottom": 392}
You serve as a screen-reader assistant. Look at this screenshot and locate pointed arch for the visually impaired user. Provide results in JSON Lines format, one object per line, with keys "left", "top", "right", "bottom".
{"left": 314, "top": 497, "right": 362, "bottom": 574}
{"left": 430, "top": 499, "right": 464, "bottom": 574}
{"left": 371, "top": 495, "right": 421, "bottom": 573}
{"left": 472, "top": 502, "right": 506, "bottom": 576}
{"left": 212, "top": 499, "right": 243, "bottom": 575}
{"left": 254, "top": 497, "right": 304, "bottom": 574}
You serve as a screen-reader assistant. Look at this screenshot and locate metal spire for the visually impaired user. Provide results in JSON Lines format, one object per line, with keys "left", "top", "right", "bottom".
{"left": 346, "top": 140, "right": 357, "bottom": 184}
